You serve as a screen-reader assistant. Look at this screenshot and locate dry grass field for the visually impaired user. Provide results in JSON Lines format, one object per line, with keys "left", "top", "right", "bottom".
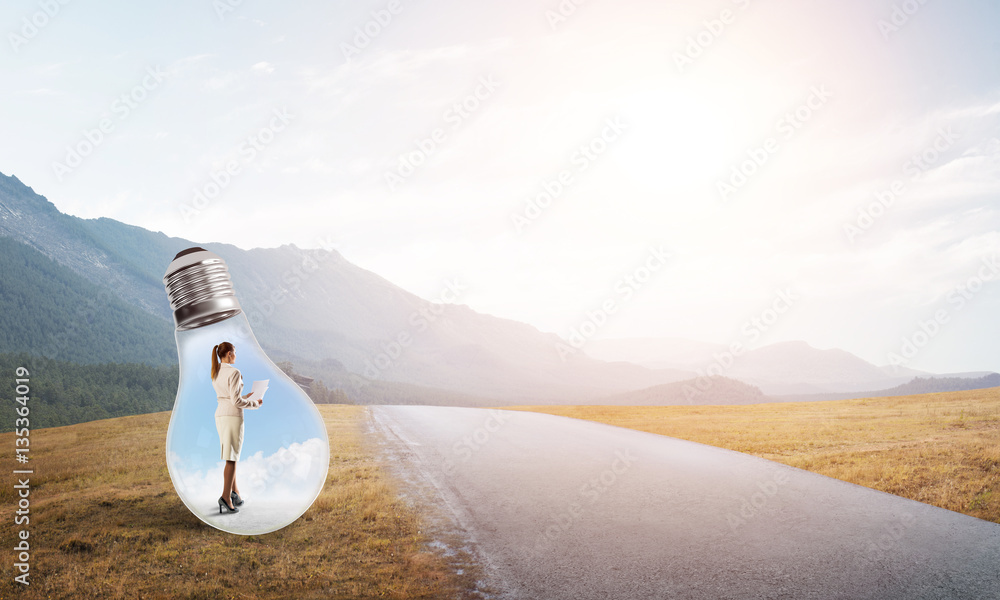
{"left": 4, "top": 389, "right": 997, "bottom": 599}
{"left": 0, "top": 405, "right": 477, "bottom": 600}
{"left": 507, "top": 387, "right": 1000, "bottom": 524}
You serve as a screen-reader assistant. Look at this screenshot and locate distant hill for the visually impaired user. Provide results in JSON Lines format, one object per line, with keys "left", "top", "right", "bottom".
{"left": 882, "top": 373, "right": 1000, "bottom": 396}
{"left": 584, "top": 337, "right": 726, "bottom": 370}
{"left": 771, "top": 373, "right": 1000, "bottom": 403}
{"left": 594, "top": 376, "right": 766, "bottom": 406}
{"left": 562, "top": 372, "right": 1000, "bottom": 407}
{"left": 586, "top": 338, "right": 932, "bottom": 394}
{"left": 723, "top": 341, "right": 911, "bottom": 394}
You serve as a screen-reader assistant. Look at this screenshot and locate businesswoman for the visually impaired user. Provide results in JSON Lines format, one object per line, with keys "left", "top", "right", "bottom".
{"left": 211, "top": 341, "right": 262, "bottom": 513}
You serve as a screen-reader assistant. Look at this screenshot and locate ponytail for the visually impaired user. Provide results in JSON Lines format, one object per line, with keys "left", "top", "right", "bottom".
{"left": 211, "top": 341, "right": 235, "bottom": 380}
{"left": 211, "top": 344, "right": 221, "bottom": 380}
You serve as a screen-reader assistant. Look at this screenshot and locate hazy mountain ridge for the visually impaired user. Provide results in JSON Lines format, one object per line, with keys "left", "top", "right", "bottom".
{"left": 0, "top": 171, "right": 693, "bottom": 402}
{"left": 584, "top": 337, "right": 971, "bottom": 395}
{"left": 0, "top": 174, "right": 176, "bottom": 319}
{"left": 723, "top": 341, "right": 911, "bottom": 394}
{"left": 770, "top": 373, "right": 1000, "bottom": 403}
{"left": 4, "top": 171, "right": 991, "bottom": 406}
{"left": 596, "top": 376, "right": 766, "bottom": 406}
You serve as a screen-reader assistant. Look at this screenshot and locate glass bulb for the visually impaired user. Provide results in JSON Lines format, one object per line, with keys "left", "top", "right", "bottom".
{"left": 162, "top": 247, "right": 330, "bottom": 535}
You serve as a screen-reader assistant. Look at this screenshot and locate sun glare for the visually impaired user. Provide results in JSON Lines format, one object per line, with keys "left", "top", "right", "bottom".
{"left": 614, "top": 87, "right": 737, "bottom": 193}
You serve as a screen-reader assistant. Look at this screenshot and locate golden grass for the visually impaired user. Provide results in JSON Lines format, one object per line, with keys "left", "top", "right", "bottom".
{"left": 505, "top": 387, "right": 1000, "bottom": 524}
{"left": 0, "top": 405, "right": 474, "bottom": 600}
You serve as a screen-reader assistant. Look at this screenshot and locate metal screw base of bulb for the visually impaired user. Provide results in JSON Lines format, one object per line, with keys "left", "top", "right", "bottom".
{"left": 163, "top": 247, "right": 243, "bottom": 331}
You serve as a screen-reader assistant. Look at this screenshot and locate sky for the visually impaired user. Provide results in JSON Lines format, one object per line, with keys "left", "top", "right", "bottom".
{"left": 3, "top": 0, "right": 1000, "bottom": 372}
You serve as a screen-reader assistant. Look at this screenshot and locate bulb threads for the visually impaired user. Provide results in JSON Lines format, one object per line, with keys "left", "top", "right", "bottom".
{"left": 163, "top": 247, "right": 243, "bottom": 331}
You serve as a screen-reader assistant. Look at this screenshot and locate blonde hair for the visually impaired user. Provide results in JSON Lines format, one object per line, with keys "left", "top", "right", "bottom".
{"left": 211, "top": 342, "right": 234, "bottom": 380}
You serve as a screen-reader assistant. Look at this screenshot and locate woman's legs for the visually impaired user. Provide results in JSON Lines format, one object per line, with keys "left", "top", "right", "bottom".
{"left": 232, "top": 420, "right": 243, "bottom": 497}
{"left": 222, "top": 460, "right": 236, "bottom": 509}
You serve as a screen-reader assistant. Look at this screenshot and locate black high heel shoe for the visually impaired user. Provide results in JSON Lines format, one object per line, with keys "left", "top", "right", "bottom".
{"left": 231, "top": 491, "right": 244, "bottom": 506}
{"left": 218, "top": 496, "right": 239, "bottom": 514}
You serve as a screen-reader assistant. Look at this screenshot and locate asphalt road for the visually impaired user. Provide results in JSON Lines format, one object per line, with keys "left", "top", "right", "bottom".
{"left": 368, "top": 405, "right": 1000, "bottom": 600}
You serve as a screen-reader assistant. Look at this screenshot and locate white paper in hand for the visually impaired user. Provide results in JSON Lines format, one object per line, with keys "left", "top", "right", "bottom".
{"left": 247, "top": 379, "right": 269, "bottom": 403}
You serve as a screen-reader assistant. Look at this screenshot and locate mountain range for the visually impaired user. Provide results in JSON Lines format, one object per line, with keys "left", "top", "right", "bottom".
{"left": 583, "top": 337, "right": 992, "bottom": 395}
{"left": 0, "top": 171, "right": 693, "bottom": 403}
{"left": 1, "top": 170, "right": 995, "bottom": 406}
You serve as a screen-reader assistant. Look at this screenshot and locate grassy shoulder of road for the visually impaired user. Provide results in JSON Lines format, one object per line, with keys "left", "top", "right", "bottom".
{"left": 505, "top": 387, "right": 1000, "bottom": 524}
{"left": 0, "top": 405, "right": 475, "bottom": 600}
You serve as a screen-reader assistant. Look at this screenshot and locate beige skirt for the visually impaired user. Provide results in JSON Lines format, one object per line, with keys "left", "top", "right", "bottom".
{"left": 215, "top": 416, "right": 245, "bottom": 461}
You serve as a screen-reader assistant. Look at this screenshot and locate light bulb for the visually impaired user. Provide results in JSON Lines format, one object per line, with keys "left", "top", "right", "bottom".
{"left": 162, "top": 247, "right": 330, "bottom": 535}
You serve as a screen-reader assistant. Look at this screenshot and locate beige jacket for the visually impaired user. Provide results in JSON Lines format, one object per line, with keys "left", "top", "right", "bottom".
{"left": 213, "top": 363, "right": 261, "bottom": 417}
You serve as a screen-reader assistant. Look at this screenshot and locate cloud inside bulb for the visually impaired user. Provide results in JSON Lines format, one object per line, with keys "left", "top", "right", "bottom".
{"left": 168, "top": 437, "right": 327, "bottom": 504}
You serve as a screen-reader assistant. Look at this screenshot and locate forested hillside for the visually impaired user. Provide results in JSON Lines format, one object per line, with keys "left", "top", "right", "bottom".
{"left": 0, "top": 236, "right": 175, "bottom": 365}
{"left": 1, "top": 352, "right": 177, "bottom": 431}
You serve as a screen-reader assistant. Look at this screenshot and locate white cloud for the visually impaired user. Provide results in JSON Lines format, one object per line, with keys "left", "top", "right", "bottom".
{"left": 252, "top": 61, "right": 275, "bottom": 74}
{"left": 205, "top": 72, "right": 241, "bottom": 91}
{"left": 167, "top": 437, "right": 328, "bottom": 504}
